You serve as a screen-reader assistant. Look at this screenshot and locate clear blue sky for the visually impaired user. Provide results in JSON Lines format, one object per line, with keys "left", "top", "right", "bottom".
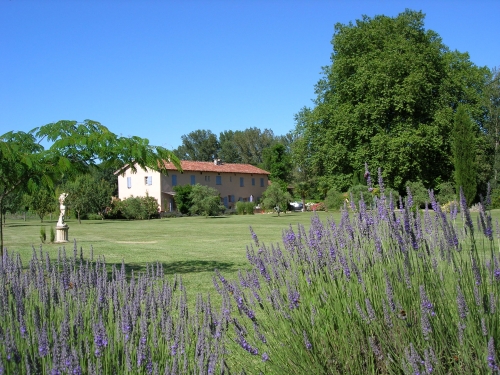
{"left": 1, "top": 0, "right": 498, "bottom": 150}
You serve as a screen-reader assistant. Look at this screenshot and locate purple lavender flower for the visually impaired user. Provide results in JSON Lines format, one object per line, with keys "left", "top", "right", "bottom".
{"left": 235, "top": 332, "right": 258, "bottom": 355}
{"left": 406, "top": 186, "right": 413, "bottom": 209}
{"left": 424, "top": 348, "right": 434, "bottom": 374}
{"left": 287, "top": 281, "right": 300, "bottom": 310}
{"left": 38, "top": 323, "right": 49, "bottom": 357}
{"left": 420, "top": 286, "right": 435, "bottom": 316}
{"left": 249, "top": 226, "right": 259, "bottom": 246}
{"left": 377, "top": 168, "right": 384, "bottom": 193}
{"left": 456, "top": 286, "right": 468, "bottom": 320}
{"left": 93, "top": 317, "right": 108, "bottom": 357}
{"left": 262, "top": 352, "right": 269, "bottom": 362}
{"left": 405, "top": 343, "right": 423, "bottom": 375}
{"left": 384, "top": 273, "right": 395, "bottom": 312}
{"left": 494, "top": 269, "right": 500, "bottom": 282}
{"left": 488, "top": 337, "right": 499, "bottom": 371}
{"left": 368, "top": 336, "right": 383, "bottom": 360}
{"left": 303, "top": 331, "right": 312, "bottom": 350}
{"left": 427, "top": 189, "right": 438, "bottom": 212}
{"left": 355, "top": 301, "right": 370, "bottom": 324}
{"left": 459, "top": 187, "right": 473, "bottom": 232}
{"left": 365, "top": 298, "right": 376, "bottom": 321}
{"left": 481, "top": 318, "right": 488, "bottom": 336}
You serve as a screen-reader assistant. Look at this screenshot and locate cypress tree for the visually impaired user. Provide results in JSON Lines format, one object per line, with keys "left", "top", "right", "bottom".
{"left": 452, "top": 104, "right": 477, "bottom": 206}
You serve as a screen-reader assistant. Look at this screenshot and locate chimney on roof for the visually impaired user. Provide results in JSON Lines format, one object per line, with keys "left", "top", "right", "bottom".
{"left": 214, "top": 158, "right": 222, "bottom": 165}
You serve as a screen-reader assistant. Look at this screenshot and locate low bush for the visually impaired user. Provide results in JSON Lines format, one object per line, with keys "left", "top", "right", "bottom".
{"left": 39, "top": 226, "right": 46, "bottom": 243}
{"left": 217, "top": 187, "right": 499, "bottom": 374}
{"left": 50, "top": 226, "right": 55, "bottom": 243}
{"left": 236, "top": 201, "right": 255, "bottom": 215}
{"left": 115, "top": 195, "right": 160, "bottom": 220}
{"left": 325, "top": 188, "right": 345, "bottom": 211}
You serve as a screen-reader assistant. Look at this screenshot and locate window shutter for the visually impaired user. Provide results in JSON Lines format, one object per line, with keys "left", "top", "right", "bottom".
{"left": 147, "top": 176, "right": 152, "bottom": 185}
{"left": 127, "top": 177, "right": 132, "bottom": 188}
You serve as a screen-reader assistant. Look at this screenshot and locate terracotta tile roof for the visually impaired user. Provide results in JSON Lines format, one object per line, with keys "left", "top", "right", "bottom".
{"left": 162, "top": 160, "right": 270, "bottom": 175}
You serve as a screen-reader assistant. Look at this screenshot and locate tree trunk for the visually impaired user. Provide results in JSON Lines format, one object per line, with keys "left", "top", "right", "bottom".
{"left": 23, "top": 211, "right": 26, "bottom": 221}
{"left": 78, "top": 211, "right": 81, "bottom": 224}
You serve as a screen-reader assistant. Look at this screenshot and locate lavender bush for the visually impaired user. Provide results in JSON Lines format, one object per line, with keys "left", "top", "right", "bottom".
{"left": 1, "top": 175, "right": 499, "bottom": 374}
{"left": 0, "top": 242, "right": 227, "bottom": 374}
{"left": 217, "top": 183, "right": 500, "bottom": 374}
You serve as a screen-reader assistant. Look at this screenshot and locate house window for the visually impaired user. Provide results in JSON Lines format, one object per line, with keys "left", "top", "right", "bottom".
{"left": 260, "top": 178, "right": 264, "bottom": 187}
{"left": 228, "top": 195, "right": 235, "bottom": 203}
{"left": 127, "top": 177, "right": 132, "bottom": 188}
{"left": 145, "top": 176, "right": 152, "bottom": 185}
{"left": 190, "top": 175, "right": 195, "bottom": 185}
{"left": 205, "top": 175, "right": 211, "bottom": 182}
{"left": 252, "top": 178, "right": 255, "bottom": 186}
{"left": 240, "top": 177, "right": 244, "bottom": 187}
{"left": 172, "top": 175, "right": 177, "bottom": 186}
{"left": 216, "top": 176, "right": 222, "bottom": 185}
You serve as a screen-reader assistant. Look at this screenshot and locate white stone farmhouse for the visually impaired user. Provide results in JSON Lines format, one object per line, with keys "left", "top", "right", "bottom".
{"left": 115, "top": 160, "right": 270, "bottom": 212}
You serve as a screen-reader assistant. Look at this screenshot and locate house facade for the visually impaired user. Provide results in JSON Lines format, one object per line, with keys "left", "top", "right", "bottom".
{"left": 116, "top": 160, "right": 270, "bottom": 212}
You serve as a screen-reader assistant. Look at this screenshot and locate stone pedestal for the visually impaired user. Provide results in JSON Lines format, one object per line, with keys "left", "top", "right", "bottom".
{"left": 55, "top": 225, "right": 69, "bottom": 243}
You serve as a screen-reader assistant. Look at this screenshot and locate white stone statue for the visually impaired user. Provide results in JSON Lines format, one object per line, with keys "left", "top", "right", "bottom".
{"left": 57, "top": 193, "right": 68, "bottom": 226}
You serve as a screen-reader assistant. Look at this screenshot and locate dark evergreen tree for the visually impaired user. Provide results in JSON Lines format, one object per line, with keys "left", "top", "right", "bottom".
{"left": 452, "top": 105, "right": 477, "bottom": 206}
{"left": 262, "top": 143, "right": 292, "bottom": 183}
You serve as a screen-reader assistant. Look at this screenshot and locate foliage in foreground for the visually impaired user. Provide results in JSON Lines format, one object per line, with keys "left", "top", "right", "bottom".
{"left": 215, "top": 185, "right": 500, "bottom": 374}
{"left": 1, "top": 178, "right": 500, "bottom": 374}
{"left": 0, "top": 244, "right": 226, "bottom": 374}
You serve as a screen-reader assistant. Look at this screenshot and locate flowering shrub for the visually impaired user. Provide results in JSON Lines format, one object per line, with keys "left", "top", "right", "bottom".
{"left": 216, "top": 182, "right": 499, "bottom": 374}
{"left": 309, "top": 202, "right": 325, "bottom": 211}
{"left": 1, "top": 172, "right": 499, "bottom": 374}
{"left": 0, "top": 244, "right": 226, "bottom": 374}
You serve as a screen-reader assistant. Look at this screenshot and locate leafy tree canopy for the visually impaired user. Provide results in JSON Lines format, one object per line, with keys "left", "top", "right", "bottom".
{"left": 173, "top": 130, "right": 220, "bottom": 161}
{"left": 261, "top": 183, "right": 292, "bottom": 216}
{"left": 294, "top": 10, "right": 489, "bottom": 194}
{"left": 261, "top": 143, "right": 293, "bottom": 184}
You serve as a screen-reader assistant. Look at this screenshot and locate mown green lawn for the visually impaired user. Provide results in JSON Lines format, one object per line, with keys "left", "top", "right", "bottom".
{"left": 3, "top": 208, "right": 499, "bottom": 300}
{"left": 2, "top": 211, "right": 337, "bottom": 297}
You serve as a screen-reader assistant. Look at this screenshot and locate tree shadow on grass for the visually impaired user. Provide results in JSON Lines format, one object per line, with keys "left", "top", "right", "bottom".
{"left": 106, "top": 260, "right": 238, "bottom": 278}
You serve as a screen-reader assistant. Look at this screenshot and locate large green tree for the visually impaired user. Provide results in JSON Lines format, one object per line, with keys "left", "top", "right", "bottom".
{"left": 0, "top": 120, "right": 180, "bottom": 253}
{"left": 261, "top": 183, "right": 292, "bottom": 216}
{"left": 64, "top": 174, "right": 114, "bottom": 223}
{"left": 232, "top": 128, "right": 275, "bottom": 165}
{"left": 173, "top": 130, "right": 220, "bottom": 161}
{"left": 26, "top": 186, "right": 57, "bottom": 222}
{"left": 483, "top": 67, "right": 500, "bottom": 187}
{"left": 294, "top": 10, "right": 489, "bottom": 194}
{"left": 261, "top": 143, "right": 293, "bottom": 183}
{"left": 452, "top": 105, "right": 477, "bottom": 206}
{"left": 219, "top": 130, "right": 241, "bottom": 163}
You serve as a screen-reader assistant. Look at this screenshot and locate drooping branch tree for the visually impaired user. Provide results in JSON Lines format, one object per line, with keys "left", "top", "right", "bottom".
{"left": 0, "top": 120, "right": 181, "bottom": 253}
